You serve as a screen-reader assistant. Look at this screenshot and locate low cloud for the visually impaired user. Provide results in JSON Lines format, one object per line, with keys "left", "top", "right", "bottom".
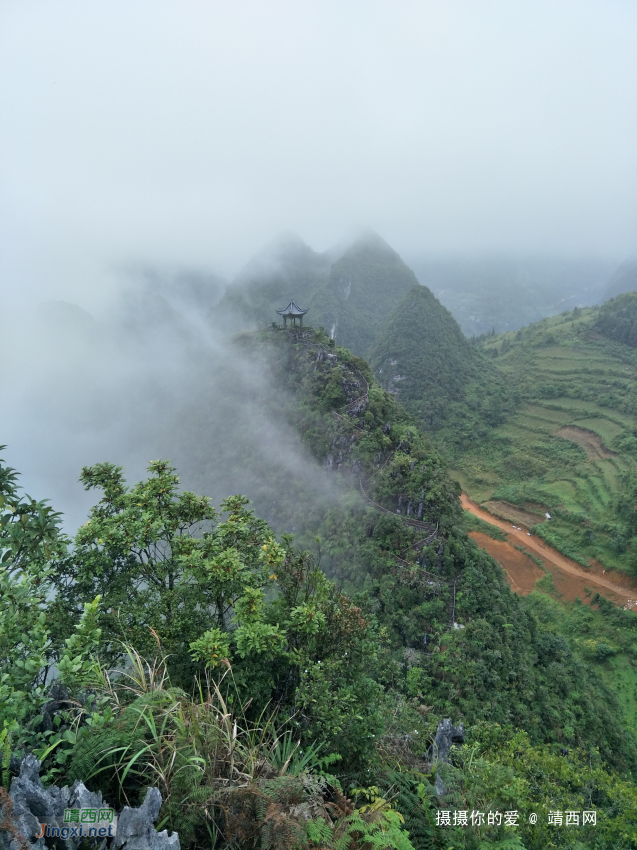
{"left": 0, "top": 269, "right": 340, "bottom": 533}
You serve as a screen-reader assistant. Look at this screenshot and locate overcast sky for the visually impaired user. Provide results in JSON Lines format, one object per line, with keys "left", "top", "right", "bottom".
{"left": 1, "top": 0, "right": 636, "bottom": 310}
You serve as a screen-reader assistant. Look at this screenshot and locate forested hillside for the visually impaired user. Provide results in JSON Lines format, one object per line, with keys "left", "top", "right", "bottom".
{"left": 368, "top": 285, "right": 512, "bottom": 450}
{"left": 4, "top": 325, "right": 637, "bottom": 849}
{"left": 595, "top": 292, "right": 637, "bottom": 348}
{"left": 308, "top": 233, "right": 419, "bottom": 357}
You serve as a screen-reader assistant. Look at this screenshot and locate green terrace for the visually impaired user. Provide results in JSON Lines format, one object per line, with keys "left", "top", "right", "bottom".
{"left": 456, "top": 307, "right": 637, "bottom": 574}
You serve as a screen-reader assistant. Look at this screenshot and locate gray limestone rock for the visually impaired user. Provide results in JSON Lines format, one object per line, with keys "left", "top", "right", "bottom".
{"left": 114, "top": 789, "right": 179, "bottom": 850}
{"left": 431, "top": 717, "right": 464, "bottom": 764}
{"left": 0, "top": 758, "right": 179, "bottom": 850}
{"left": 3, "top": 754, "right": 60, "bottom": 849}
{"left": 426, "top": 718, "right": 464, "bottom": 797}
{"left": 39, "top": 683, "right": 73, "bottom": 733}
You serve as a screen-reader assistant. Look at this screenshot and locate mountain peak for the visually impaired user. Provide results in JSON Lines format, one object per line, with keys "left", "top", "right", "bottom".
{"left": 369, "top": 284, "right": 507, "bottom": 441}
{"left": 324, "top": 227, "right": 396, "bottom": 264}
{"left": 236, "top": 232, "right": 318, "bottom": 284}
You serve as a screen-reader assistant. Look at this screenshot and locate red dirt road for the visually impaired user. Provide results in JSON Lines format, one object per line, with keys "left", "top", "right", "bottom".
{"left": 468, "top": 532, "right": 544, "bottom": 595}
{"left": 461, "top": 493, "right": 637, "bottom": 610}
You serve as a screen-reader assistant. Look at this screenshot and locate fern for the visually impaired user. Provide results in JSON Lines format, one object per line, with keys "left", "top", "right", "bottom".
{"left": 307, "top": 816, "right": 334, "bottom": 845}
{"left": 331, "top": 809, "right": 415, "bottom": 850}
{"left": 67, "top": 726, "right": 139, "bottom": 782}
{"left": 380, "top": 772, "right": 436, "bottom": 850}
{"left": 65, "top": 691, "right": 173, "bottom": 798}
{"left": 221, "top": 777, "right": 308, "bottom": 850}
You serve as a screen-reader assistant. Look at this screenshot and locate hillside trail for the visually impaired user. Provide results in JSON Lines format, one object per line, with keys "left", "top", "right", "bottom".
{"left": 461, "top": 493, "right": 637, "bottom": 610}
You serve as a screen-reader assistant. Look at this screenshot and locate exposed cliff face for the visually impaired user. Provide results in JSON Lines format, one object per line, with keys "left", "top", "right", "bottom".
{"left": 233, "top": 324, "right": 461, "bottom": 536}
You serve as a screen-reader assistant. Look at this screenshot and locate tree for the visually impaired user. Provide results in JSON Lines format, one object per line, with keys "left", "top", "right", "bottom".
{"left": 48, "top": 460, "right": 385, "bottom": 769}
{"left": 50, "top": 460, "right": 284, "bottom": 682}
{"left": 0, "top": 446, "right": 62, "bottom": 571}
{"left": 0, "top": 449, "right": 98, "bottom": 763}
{"left": 0, "top": 448, "right": 63, "bottom": 733}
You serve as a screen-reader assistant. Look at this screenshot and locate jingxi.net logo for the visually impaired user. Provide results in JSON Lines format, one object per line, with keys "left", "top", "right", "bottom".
{"left": 35, "top": 807, "right": 117, "bottom": 839}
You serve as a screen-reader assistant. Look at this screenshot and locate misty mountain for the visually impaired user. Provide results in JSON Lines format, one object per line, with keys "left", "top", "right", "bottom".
{"left": 369, "top": 285, "right": 510, "bottom": 449}
{"left": 215, "top": 233, "right": 618, "bottom": 360}
{"left": 214, "top": 233, "right": 330, "bottom": 333}
{"left": 214, "top": 231, "right": 420, "bottom": 358}
{"left": 408, "top": 255, "right": 614, "bottom": 336}
{"left": 309, "top": 232, "right": 419, "bottom": 357}
{"left": 3, "top": 234, "right": 626, "bottom": 532}
{"left": 603, "top": 259, "right": 637, "bottom": 302}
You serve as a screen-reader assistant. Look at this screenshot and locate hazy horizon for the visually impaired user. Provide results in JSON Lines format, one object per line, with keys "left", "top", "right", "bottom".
{"left": 2, "top": 1, "right": 636, "bottom": 313}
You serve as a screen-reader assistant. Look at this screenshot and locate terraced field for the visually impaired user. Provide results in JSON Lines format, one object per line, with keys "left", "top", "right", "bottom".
{"left": 453, "top": 308, "right": 637, "bottom": 575}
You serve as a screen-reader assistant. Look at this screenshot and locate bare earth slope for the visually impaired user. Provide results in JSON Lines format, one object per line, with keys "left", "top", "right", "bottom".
{"left": 461, "top": 493, "right": 637, "bottom": 610}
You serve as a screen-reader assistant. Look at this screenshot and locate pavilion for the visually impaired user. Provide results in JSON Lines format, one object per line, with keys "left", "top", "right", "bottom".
{"left": 276, "top": 300, "right": 308, "bottom": 328}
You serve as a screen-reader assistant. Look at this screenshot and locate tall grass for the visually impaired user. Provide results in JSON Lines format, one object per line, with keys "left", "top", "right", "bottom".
{"left": 69, "top": 646, "right": 410, "bottom": 850}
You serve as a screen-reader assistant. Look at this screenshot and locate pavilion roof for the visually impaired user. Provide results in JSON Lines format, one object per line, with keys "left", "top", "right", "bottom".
{"left": 276, "top": 300, "right": 308, "bottom": 317}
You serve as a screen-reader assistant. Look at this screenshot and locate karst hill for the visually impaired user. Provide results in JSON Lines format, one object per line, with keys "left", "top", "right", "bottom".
{"left": 215, "top": 231, "right": 511, "bottom": 452}
{"left": 369, "top": 284, "right": 510, "bottom": 449}
{"left": 214, "top": 230, "right": 420, "bottom": 357}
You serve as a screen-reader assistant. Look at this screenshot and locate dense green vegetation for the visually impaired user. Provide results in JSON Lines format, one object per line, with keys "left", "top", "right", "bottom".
{"left": 595, "top": 292, "right": 637, "bottom": 348}
{"left": 368, "top": 285, "right": 513, "bottom": 449}
{"left": 309, "top": 234, "right": 419, "bottom": 358}
{"left": 3, "top": 326, "right": 637, "bottom": 848}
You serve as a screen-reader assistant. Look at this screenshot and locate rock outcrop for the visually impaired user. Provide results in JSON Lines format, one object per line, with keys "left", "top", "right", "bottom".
{"left": 426, "top": 718, "right": 464, "bottom": 797}
{"left": 114, "top": 789, "right": 179, "bottom": 850}
{"left": 0, "top": 756, "right": 178, "bottom": 850}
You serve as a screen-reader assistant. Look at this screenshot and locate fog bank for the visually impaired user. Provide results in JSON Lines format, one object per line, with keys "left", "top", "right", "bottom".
{"left": 1, "top": 1, "right": 636, "bottom": 314}
{"left": 0, "top": 272, "right": 340, "bottom": 532}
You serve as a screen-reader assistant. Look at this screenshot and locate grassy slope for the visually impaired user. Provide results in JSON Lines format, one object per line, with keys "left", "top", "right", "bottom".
{"left": 454, "top": 306, "right": 637, "bottom": 574}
